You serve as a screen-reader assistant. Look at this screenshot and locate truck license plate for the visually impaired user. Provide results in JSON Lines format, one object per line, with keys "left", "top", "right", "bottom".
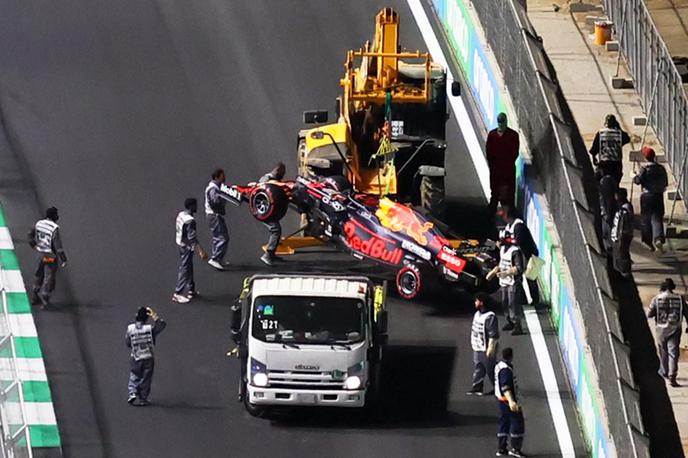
{"left": 299, "top": 393, "right": 316, "bottom": 404}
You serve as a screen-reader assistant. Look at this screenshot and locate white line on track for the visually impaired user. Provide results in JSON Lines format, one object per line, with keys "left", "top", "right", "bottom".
{"left": 407, "top": 1, "right": 576, "bottom": 456}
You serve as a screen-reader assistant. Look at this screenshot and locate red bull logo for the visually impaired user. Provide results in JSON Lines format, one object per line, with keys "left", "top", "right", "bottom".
{"left": 375, "top": 198, "right": 434, "bottom": 246}
{"left": 344, "top": 220, "right": 403, "bottom": 265}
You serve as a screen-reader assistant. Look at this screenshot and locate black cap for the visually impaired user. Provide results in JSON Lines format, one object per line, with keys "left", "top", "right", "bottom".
{"left": 136, "top": 307, "right": 149, "bottom": 322}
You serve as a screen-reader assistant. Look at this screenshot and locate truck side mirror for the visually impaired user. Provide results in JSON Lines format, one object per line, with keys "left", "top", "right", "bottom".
{"left": 230, "top": 301, "right": 242, "bottom": 344}
{"left": 303, "top": 110, "right": 329, "bottom": 124}
{"left": 451, "top": 81, "right": 461, "bottom": 97}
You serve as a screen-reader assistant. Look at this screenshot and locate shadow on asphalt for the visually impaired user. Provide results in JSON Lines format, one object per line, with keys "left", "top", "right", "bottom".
{"left": 268, "top": 344, "right": 473, "bottom": 430}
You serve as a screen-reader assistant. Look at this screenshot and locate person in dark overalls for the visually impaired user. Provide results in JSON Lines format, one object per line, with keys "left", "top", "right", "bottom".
{"left": 610, "top": 188, "right": 634, "bottom": 276}
{"left": 126, "top": 307, "right": 167, "bottom": 406}
{"left": 205, "top": 168, "right": 230, "bottom": 270}
{"left": 647, "top": 278, "right": 688, "bottom": 387}
{"left": 258, "top": 162, "right": 286, "bottom": 266}
{"left": 28, "top": 207, "right": 67, "bottom": 307}
{"left": 589, "top": 114, "right": 630, "bottom": 186}
{"left": 172, "top": 198, "right": 207, "bottom": 304}
{"left": 633, "top": 147, "right": 668, "bottom": 253}
{"left": 495, "top": 347, "right": 526, "bottom": 457}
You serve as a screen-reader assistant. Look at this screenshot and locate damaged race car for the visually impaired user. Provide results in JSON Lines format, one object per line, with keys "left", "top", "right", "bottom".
{"left": 220, "top": 175, "right": 497, "bottom": 300}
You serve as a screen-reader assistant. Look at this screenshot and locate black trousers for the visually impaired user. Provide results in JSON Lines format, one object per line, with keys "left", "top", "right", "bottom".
{"left": 174, "top": 246, "right": 195, "bottom": 294}
{"left": 612, "top": 235, "right": 633, "bottom": 275}
{"left": 33, "top": 257, "right": 58, "bottom": 300}
{"left": 498, "top": 401, "right": 524, "bottom": 451}
{"left": 264, "top": 221, "right": 282, "bottom": 254}
{"left": 640, "top": 192, "right": 665, "bottom": 246}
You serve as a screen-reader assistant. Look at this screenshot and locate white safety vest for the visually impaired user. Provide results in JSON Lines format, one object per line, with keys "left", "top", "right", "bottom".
{"left": 598, "top": 128, "right": 623, "bottom": 162}
{"left": 204, "top": 181, "right": 221, "bottom": 215}
{"left": 471, "top": 310, "right": 495, "bottom": 352}
{"left": 494, "top": 361, "right": 515, "bottom": 401}
{"left": 653, "top": 292, "right": 684, "bottom": 330}
{"left": 175, "top": 211, "right": 194, "bottom": 247}
{"left": 499, "top": 245, "right": 520, "bottom": 287}
{"left": 127, "top": 322, "right": 155, "bottom": 361}
{"left": 504, "top": 218, "right": 524, "bottom": 236}
{"left": 34, "top": 219, "right": 58, "bottom": 254}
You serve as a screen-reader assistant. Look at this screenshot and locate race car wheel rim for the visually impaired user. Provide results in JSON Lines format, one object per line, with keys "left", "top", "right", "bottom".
{"left": 253, "top": 193, "right": 270, "bottom": 216}
{"left": 396, "top": 266, "right": 421, "bottom": 300}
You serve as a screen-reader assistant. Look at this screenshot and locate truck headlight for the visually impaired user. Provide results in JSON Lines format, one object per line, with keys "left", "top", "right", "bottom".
{"left": 250, "top": 357, "right": 268, "bottom": 387}
{"left": 253, "top": 372, "right": 268, "bottom": 387}
{"left": 344, "top": 375, "right": 361, "bottom": 390}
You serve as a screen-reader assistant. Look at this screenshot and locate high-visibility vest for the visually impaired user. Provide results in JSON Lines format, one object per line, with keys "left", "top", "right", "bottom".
{"left": 205, "top": 181, "right": 225, "bottom": 215}
{"left": 471, "top": 310, "right": 495, "bottom": 352}
{"left": 175, "top": 211, "right": 195, "bottom": 247}
{"left": 127, "top": 322, "right": 154, "bottom": 361}
{"left": 653, "top": 292, "right": 684, "bottom": 330}
{"left": 494, "top": 360, "right": 514, "bottom": 401}
{"left": 34, "top": 219, "right": 58, "bottom": 254}
{"left": 598, "top": 128, "right": 623, "bottom": 162}
{"left": 499, "top": 245, "right": 521, "bottom": 287}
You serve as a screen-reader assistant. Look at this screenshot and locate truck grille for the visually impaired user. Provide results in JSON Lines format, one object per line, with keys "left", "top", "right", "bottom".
{"left": 268, "top": 370, "right": 345, "bottom": 390}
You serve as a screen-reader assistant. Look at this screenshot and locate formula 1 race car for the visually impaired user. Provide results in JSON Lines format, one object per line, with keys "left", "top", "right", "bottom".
{"left": 220, "top": 175, "right": 497, "bottom": 300}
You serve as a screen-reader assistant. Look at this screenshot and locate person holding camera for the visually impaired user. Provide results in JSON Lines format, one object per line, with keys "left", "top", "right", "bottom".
{"left": 125, "top": 307, "right": 167, "bottom": 406}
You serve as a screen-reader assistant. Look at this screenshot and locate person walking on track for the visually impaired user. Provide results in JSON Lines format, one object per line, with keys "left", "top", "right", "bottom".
{"left": 647, "top": 278, "right": 688, "bottom": 387}
{"left": 126, "top": 307, "right": 167, "bottom": 406}
{"left": 259, "top": 162, "right": 286, "bottom": 266}
{"left": 486, "top": 112, "right": 520, "bottom": 213}
{"left": 172, "top": 198, "right": 208, "bottom": 304}
{"left": 589, "top": 114, "right": 630, "bottom": 186}
{"left": 495, "top": 347, "right": 526, "bottom": 457}
{"left": 633, "top": 147, "right": 668, "bottom": 253}
{"left": 28, "top": 207, "right": 67, "bottom": 307}
{"left": 466, "top": 293, "right": 499, "bottom": 396}
{"left": 205, "top": 168, "right": 230, "bottom": 270}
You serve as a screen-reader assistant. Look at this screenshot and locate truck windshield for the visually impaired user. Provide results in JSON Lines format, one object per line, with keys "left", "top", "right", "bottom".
{"left": 252, "top": 296, "right": 365, "bottom": 345}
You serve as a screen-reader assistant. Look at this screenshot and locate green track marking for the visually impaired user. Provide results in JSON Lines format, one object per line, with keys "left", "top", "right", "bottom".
{"left": 6, "top": 293, "right": 31, "bottom": 314}
{"left": 0, "top": 249, "right": 20, "bottom": 270}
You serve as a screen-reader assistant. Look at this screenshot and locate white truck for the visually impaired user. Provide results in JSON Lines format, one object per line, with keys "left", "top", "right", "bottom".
{"left": 230, "top": 274, "right": 388, "bottom": 417}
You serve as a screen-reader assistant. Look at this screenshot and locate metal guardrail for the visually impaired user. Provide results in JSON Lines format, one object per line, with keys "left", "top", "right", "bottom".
{"left": 603, "top": 0, "right": 688, "bottom": 219}
{"left": 0, "top": 266, "right": 32, "bottom": 458}
{"left": 468, "top": 1, "right": 650, "bottom": 456}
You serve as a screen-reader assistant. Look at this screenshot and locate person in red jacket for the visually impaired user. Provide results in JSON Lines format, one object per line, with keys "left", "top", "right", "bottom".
{"left": 487, "top": 113, "right": 520, "bottom": 213}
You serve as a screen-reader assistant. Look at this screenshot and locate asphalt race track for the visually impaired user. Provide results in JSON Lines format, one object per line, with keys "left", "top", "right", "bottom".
{"left": 0, "top": 1, "right": 585, "bottom": 457}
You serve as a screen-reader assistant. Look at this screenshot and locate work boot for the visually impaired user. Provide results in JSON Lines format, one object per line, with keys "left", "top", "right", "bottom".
{"left": 669, "top": 376, "right": 681, "bottom": 388}
{"left": 511, "top": 324, "right": 525, "bottom": 336}
{"left": 208, "top": 259, "right": 224, "bottom": 270}
{"left": 465, "top": 386, "right": 484, "bottom": 396}
{"left": 508, "top": 449, "right": 527, "bottom": 458}
{"left": 172, "top": 293, "right": 190, "bottom": 304}
{"left": 127, "top": 395, "right": 137, "bottom": 405}
{"left": 654, "top": 239, "right": 664, "bottom": 254}
{"left": 260, "top": 253, "right": 274, "bottom": 266}
{"left": 496, "top": 450, "right": 508, "bottom": 456}
{"left": 186, "top": 290, "right": 200, "bottom": 299}
{"left": 502, "top": 320, "right": 515, "bottom": 331}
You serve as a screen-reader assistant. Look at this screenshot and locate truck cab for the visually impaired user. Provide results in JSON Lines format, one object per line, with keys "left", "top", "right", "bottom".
{"left": 231, "top": 274, "right": 388, "bottom": 417}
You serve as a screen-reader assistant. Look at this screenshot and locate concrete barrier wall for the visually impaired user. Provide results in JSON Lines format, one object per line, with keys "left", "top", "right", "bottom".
{"left": 430, "top": 1, "right": 614, "bottom": 456}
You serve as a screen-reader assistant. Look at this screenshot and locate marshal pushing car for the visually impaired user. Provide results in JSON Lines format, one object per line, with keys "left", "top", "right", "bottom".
{"left": 219, "top": 174, "right": 496, "bottom": 300}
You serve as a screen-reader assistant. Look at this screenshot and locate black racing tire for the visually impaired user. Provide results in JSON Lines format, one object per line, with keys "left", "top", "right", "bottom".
{"left": 249, "top": 184, "right": 288, "bottom": 223}
{"left": 395, "top": 264, "right": 423, "bottom": 300}
{"left": 322, "top": 175, "right": 352, "bottom": 193}
{"left": 243, "top": 381, "right": 269, "bottom": 418}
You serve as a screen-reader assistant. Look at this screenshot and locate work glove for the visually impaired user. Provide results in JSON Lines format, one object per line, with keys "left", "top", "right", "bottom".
{"left": 146, "top": 307, "right": 159, "bottom": 321}
{"left": 196, "top": 245, "right": 209, "bottom": 261}
{"left": 508, "top": 400, "right": 520, "bottom": 412}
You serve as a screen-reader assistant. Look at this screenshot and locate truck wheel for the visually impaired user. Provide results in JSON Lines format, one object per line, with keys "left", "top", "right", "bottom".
{"left": 395, "top": 264, "right": 423, "bottom": 300}
{"left": 249, "top": 184, "right": 288, "bottom": 223}
{"left": 242, "top": 382, "right": 269, "bottom": 418}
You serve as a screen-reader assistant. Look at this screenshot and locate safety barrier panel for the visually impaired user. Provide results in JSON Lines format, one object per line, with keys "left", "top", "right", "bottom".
{"left": 0, "top": 268, "right": 32, "bottom": 457}
{"left": 430, "top": 1, "right": 651, "bottom": 457}
{"left": 603, "top": 0, "right": 688, "bottom": 209}
{"left": 0, "top": 206, "right": 61, "bottom": 456}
